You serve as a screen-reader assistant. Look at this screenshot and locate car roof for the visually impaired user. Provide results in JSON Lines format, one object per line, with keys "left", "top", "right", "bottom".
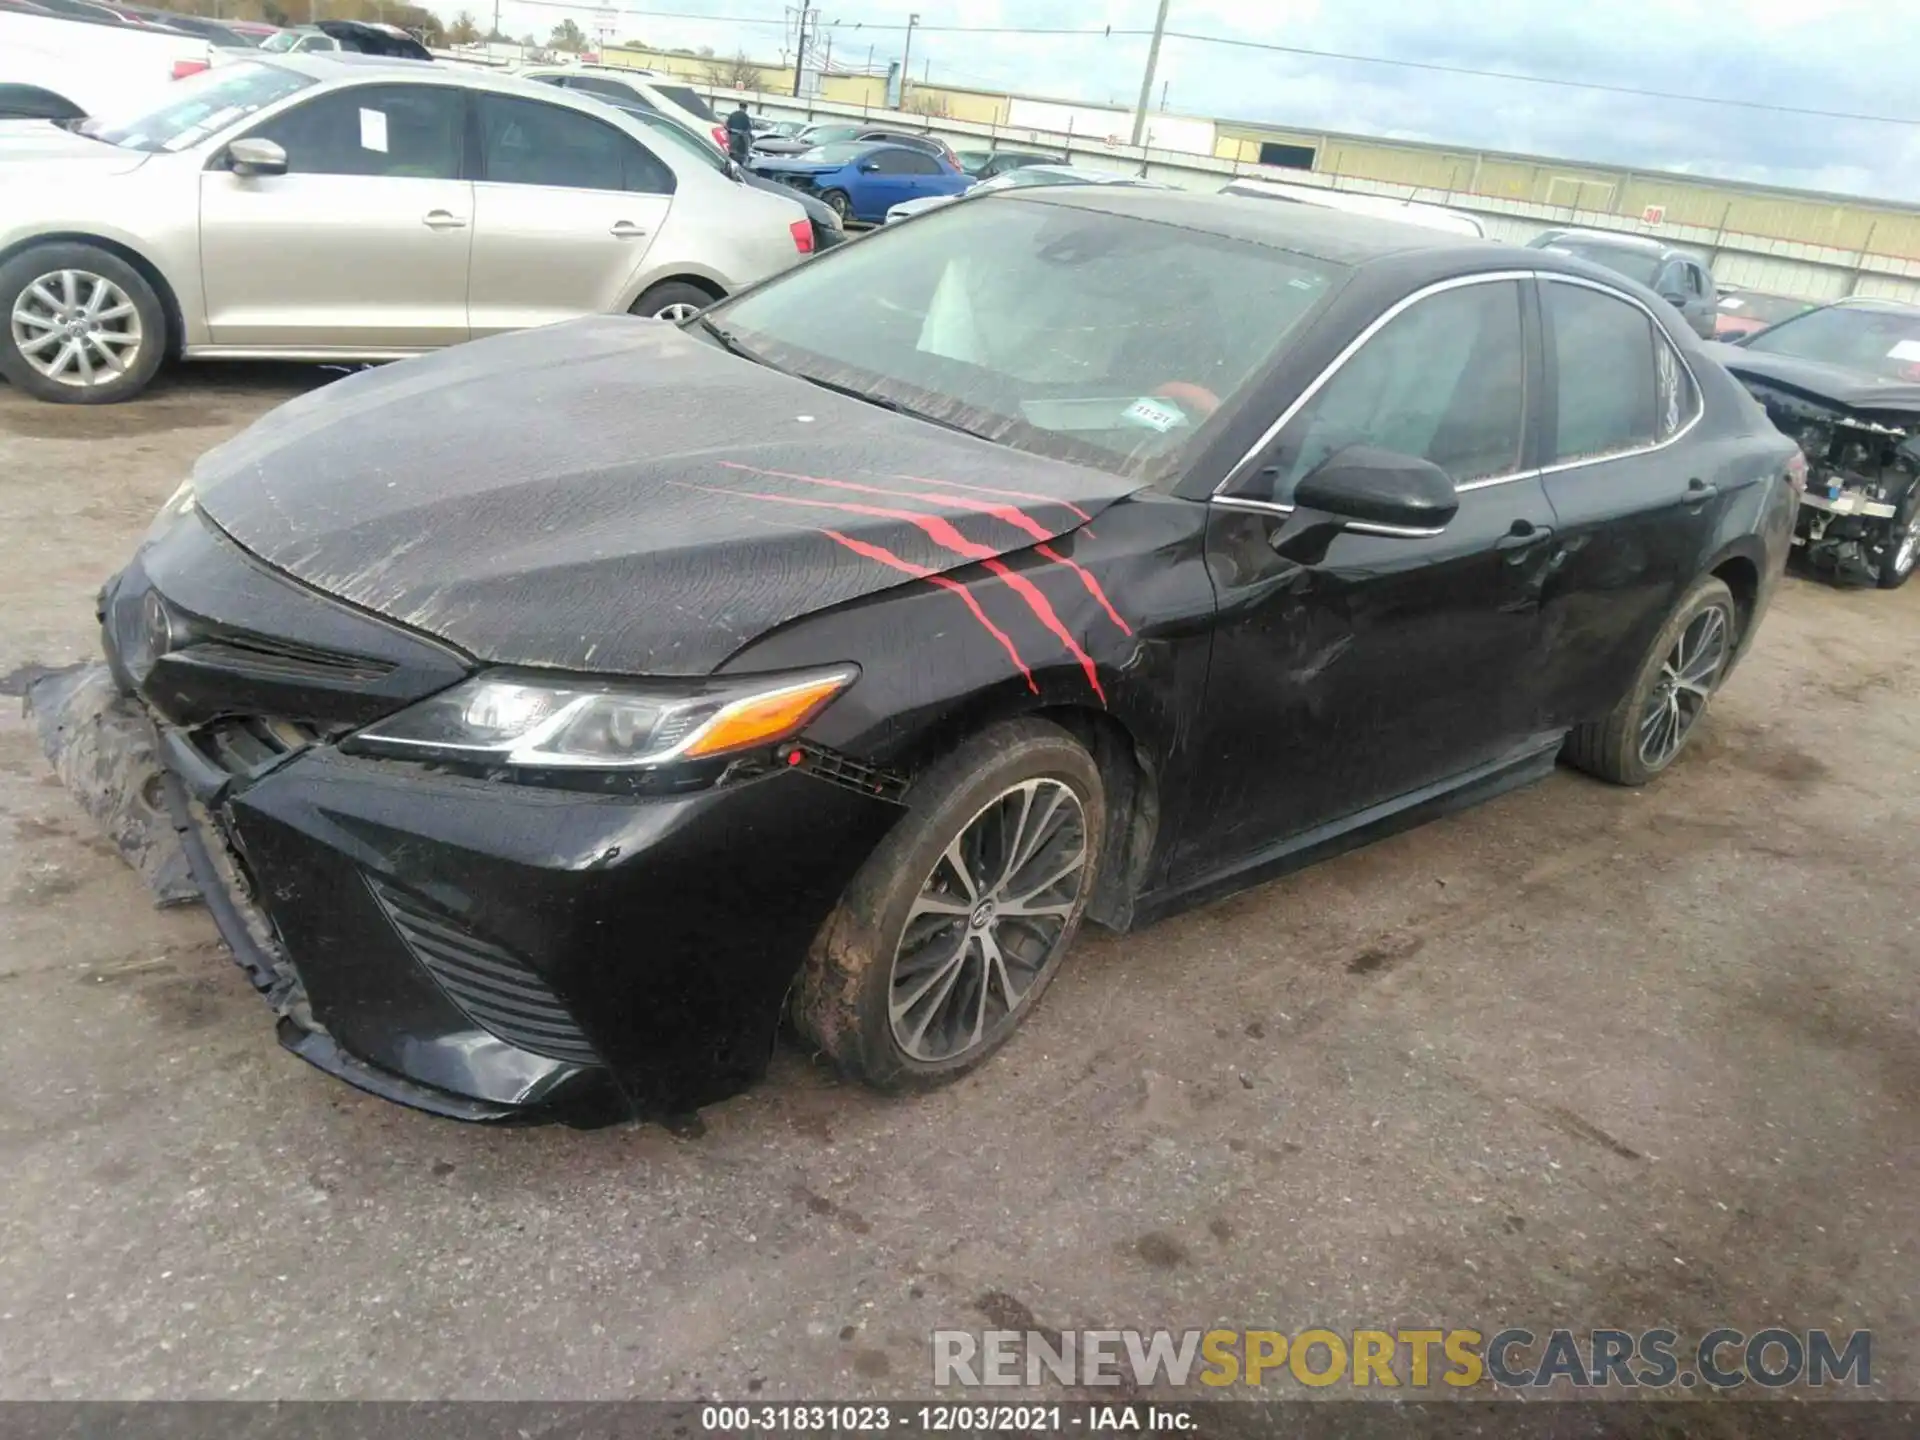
{"left": 1541, "top": 228, "right": 1675, "bottom": 255}
{"left": 258, "top": 51, "right": 605, "bottom": 98}
{"left": 1830, "top": 297, "right": 1920, "bottom": 314}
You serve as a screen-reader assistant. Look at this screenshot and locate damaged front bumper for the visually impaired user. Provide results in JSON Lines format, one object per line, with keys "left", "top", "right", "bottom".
{"left": 28, "top": 518, "right": 902, "bottom": 1124}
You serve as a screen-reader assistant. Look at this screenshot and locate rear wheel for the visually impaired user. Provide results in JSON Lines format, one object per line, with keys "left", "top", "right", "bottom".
{"left": 791, "top": 719, "right": 1105, "bottom": 1091}
{"left": 629, "top": 280, "right": 716, "bottom": 323}
{"left": 0, "top": 243, "right": 166, "bottom": 404}
{"left": 1565, "top": 575, "right": 1737, "bottom": 786}
{"left": 1877, "top": 489, "right": 1920, "bottom": 589}
{"left": 820, "top": 188, "right": 853, "bottom": 222}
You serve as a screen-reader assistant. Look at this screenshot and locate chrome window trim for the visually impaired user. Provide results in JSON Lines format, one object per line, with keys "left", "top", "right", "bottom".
{"left": 1208, "top": 493, "right": 1444, "bottom": 538}
{"left": 1217, "top": 267, "right": 1706, "bottom": 500}
{"left": 1215, "top": 269, "right": 1536, "bottom": 497}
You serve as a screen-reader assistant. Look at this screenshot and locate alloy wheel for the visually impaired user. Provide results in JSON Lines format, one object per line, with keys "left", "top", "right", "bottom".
{"left": 653, "top": 301, "right": 705, "bottom": 322}
{"left": 1639, "top": 602, "right": 1732, "bottom": 770}
{"left": 887, "top": 777, "right": 1088, "bottom": 1064}
{"left": 10, "top": 269, "right": 143, "bottom": 389}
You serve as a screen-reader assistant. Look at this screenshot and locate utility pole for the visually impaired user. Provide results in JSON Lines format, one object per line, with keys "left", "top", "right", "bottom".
{"left": 1129, "top": 0, "right": 1171, "bottom": 147}
{"left": 490, "top": 0, "right": 499, "bottom": 42}
{"left": 792, "top": 0, "right": 808, "bottom": 96}
{"left": 899, "top": 12, "right": 919, "bottom": 108}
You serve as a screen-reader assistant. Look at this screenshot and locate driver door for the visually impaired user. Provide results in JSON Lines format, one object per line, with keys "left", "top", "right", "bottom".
{"left": 1173, "top": 276, "right": 1563, "bottom": 883}
{"left": 199, "top": 83, "right": 472, "bottom": 350}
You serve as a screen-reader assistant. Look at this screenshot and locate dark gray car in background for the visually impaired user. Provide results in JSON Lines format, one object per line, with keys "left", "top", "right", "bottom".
{"left": 1528, "top": 229, "right": 1719, "bottom": 339}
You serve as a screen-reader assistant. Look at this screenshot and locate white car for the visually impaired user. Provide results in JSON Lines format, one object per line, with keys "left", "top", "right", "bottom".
{"left": 515, "top": 64, "right": 729, "bottom": 154}
{"left": 0, "top": 53, "right": 816, "bottom": 403}
{"left": 883, "top": 163, "right": 1164, "bottom": 224}
{"left": 1220, "top": 176, "right": 1486, "bottom": 238}
{"left": 0, "top": 8, "right": 217, "bottom": 120}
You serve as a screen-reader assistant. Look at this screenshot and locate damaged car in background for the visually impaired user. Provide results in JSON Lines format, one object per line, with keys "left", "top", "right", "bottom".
{"left": 1707, "top": 297, "right": 1920, "bottom": 588}
{"left": 31, "top": 194, "right": 1798, "bottom": 1125}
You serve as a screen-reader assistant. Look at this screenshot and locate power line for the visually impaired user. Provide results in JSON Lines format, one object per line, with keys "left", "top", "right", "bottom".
{"left": 499, "top": 0, "right": 1920, "bottom": 129}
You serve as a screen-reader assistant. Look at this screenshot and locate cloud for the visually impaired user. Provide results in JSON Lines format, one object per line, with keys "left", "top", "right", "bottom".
{"left": 448, "top": 0, "right": 1920, "bottom": 200}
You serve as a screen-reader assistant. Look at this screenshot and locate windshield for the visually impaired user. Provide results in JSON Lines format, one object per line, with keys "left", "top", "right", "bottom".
{"left": 711, "top": 198, "right": 1343, "bottom": 483}
{"left": 83, "top": 61, "right": 312, "bottom": 152}
{"left": 1744, "top": 305, "right": 1920, "bottom": 378}
{"left": 650, "top": 83, "right": 715, "bottom": 121}
{"left": 1719, "top": 293, "right": 1814, "bottom": 327}
{"left": 1542, "top": 241, "right": 1664, "bottom": 287}
{"left": 987, "top": 167, "right": 1084, "bottom": 191}
{"left": 258, "top": 29, "right": 301, "bottom": 50}
{"left": 795, "top": 142, "right": 871, "bottom": 165}
{"left": 801, "top": 124, "right": 859, "bottom": 143}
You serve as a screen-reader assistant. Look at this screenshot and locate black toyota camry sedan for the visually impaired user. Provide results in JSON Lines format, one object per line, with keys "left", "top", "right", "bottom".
{"left": 35, "top": 191, "right": 1801, "bottom": 1123}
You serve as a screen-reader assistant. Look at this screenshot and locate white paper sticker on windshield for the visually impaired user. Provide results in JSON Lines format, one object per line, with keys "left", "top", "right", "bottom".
{"left": 1720, "top": 297, "right": 1745, "bottom": 309}
{"left": 1122, "top": 397, "right": 1188, "bottom": 434}
{"left": 359, "top": 107, "right": 389, "bottom": 154}
{"left": 1887, "top": 339, "right": 1920, "bottom": 362}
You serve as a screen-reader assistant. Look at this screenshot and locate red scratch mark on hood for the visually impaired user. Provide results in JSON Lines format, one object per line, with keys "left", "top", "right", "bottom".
{"left": 713, "top": 476, "right": 1106, "bottom": 704}
{"left": 812, "top": 528, "right": 1037, "bottom": 695}
{"left": 896, "top": 472, "right": 1096, "bottom": 523}
{"left": 722, "top": 462, "right": 1132, "bottom": 638}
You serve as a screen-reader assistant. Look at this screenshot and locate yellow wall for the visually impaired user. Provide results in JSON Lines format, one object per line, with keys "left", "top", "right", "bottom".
{"left": 818, "top": 73, "right": 887, "bottom": 107}
{"left": 901, "top": 85, "right": 1010, "bottom": 125}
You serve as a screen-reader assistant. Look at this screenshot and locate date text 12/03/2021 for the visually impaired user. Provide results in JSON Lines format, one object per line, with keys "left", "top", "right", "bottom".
{"left": 700, "top": 1405, "right": 1191, "bottom": 1431}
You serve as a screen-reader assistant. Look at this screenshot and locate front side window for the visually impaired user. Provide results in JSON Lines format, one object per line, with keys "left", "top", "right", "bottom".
{"left": 1547, "top": 281, "right": 1665, "bottom": 461}
{"left": 713, "top": 199, "right": 1343, "bottom": 483}
{"left": 243, "top": 83, "right": 462, "bottom": 179}
{"left": 476, "top": 94, "right": 673, "bottom": 194}
{"left": 1267, "top": 280, "right": 1527, "bottom": 497}
{"left": 84, "top": 61, "right": 312, "bottom": 152}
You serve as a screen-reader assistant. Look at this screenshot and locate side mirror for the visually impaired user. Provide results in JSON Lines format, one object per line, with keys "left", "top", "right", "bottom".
{"left": 227, "top": 137, "right": 287, "bottom": 177}
{"left": 1292, "top": 445, "right": 1459, "bottom": 534}
{"left": 1661, "top": 291, "right": 1689, "bottom": 307}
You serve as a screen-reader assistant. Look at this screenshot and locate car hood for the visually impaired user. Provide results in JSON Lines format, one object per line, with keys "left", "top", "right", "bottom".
{"left": 0, "top": 122, "right": 151, "bottom": 176}
{"left": 1702, "top": 341, "right": 1920, "bottom": 416}
{"left": 190, "top": 318, "right": 1142, "bottom": 677}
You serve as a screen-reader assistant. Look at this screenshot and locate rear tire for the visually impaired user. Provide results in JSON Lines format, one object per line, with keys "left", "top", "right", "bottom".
{"left": 791, "top": 719, "right": 1105, "bottom": 1092}
{"left": 820, "top": 188, "right": 853, "bottom": 222}
{"left": 629, "top": 280, "right": 717, "bottom": 323}
{"left": 0, "top": 242, "right": 166, "bottom": 404}
{"left": 1877, "top": 488, "right": 1919, "bottom": 589}
{"left": 1565, "top": 575, "right": 1737, "bottom": 786}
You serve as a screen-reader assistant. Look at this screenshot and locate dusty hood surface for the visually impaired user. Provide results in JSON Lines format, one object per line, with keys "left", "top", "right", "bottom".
{"left": 191, "top": 318, "right": 1140, "bottom": 676}
{"left": 0, "top": 121, "right": 151, "bottom": 177}
{"left": 1703, "top": 340, "right": 1920, "bottom": 416}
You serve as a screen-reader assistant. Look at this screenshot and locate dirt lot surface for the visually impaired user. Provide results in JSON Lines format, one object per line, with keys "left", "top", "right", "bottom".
{"left": 0, "top": 366, "right": 1915, "bottom": 1402}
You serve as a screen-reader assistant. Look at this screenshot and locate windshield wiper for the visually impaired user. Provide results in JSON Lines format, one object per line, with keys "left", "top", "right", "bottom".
{"left": 694, "top": 317, "right": 781, "bottom": 371}
{"left": 789, "top": 371, "right": 979, "bottom": 437}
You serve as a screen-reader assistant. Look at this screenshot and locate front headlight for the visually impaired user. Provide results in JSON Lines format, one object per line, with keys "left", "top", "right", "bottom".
{"left": 344, "top": 666, "right": 856, "bottom": 770}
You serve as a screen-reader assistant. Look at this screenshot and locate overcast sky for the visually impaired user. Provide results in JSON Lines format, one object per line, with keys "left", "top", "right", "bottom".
{"left": 439, "top": 0, "right": 1920, "bottom": 202}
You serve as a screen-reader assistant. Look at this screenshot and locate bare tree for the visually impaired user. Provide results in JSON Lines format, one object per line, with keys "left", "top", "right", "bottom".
{"left": 702, "top": 49, "right": 761, "bottom": 90}
{"left": 905, "top": 91, "right": 950, "bottom": 118}
{"left": 547, "top": 17, "right": 587, "bottom": 52}
{"left": 446, "top": 9, "right": 480, "bottom": 43}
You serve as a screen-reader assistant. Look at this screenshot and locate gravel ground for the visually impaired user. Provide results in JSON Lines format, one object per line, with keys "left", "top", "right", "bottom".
{"left": 0, "top": 364, "right": 1914, "bottom": 1402}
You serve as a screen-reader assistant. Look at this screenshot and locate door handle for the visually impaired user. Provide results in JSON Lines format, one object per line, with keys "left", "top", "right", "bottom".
{"left": 610, "top": 221, "right": 649, "bottom": 239}
{"left": 1496, "top": 518, "right": 1555, "bottom": 561}
{"left": 422, "top": 210, "right": 467, "bottom": 229}
{"left": 1684, "top": 477, "right": 1719, "bottom": 507}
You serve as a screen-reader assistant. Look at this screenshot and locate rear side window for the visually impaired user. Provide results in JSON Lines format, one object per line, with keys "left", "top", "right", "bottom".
{"left": 245, "top": 83, "right": 462, "bottom": 179}
{"left": 650, "top": 83, "right": 714, "bottom": 121}
{"left": 476, "top": 94, "right": 674, "bottom": 194}
{"left": 1269, "top": 279, "right": 1528, "bottom": 495}
{"left": 569, "top": 76, "right": 650, "bottom": 110}
{"left": 1547, "top": 281, "right": 1694, "bottom": 460}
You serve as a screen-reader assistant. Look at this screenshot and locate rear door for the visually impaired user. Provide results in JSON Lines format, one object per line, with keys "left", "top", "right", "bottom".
{"left": 200, "top": 82, "right": 471, "bottom": 350}
{"left": 1532, "top": 275, "right": 1721, "bottom": 724}
{"left": 1176, "top": 275, "right": 1562, "bottom": 881}
{"left": 467, "top": 92, "right": 675, "bottom": 336}
{"left": 855, "top": 147, "right": 942, "bottom": 218}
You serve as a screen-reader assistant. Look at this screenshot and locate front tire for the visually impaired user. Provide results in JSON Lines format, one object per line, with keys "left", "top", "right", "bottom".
{"left": 1565, "top": 575, "right": 1738, "bottom": 786}
{"left": 792, "top": 719, "right": 1105, "bottom": 1091}
{"left": 0, "top": 243, "right": 166, "bottom": 404}
{"left": 629, "top": 280, "right": 716, "bottom": 323}
{"left": 820, "top": 188, "right": 853, "bottom": 222}
{"left": 1877, "top": 488, "right": 1920, "bottom": 589}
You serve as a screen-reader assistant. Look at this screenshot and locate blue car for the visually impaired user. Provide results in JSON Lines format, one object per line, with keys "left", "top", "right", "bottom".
{"left": 750, "top": 141, "right": 971, "bottom": 225}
